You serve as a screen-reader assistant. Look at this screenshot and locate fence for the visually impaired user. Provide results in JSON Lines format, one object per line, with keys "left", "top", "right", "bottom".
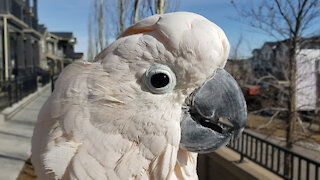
{"left": 0, "top": 75, "right": 38, "bottom": 110}
{"left": 220, "top": 122, "right": 320, "bottom": 180}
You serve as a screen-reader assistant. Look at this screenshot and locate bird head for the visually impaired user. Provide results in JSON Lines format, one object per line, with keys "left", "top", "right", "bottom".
{"left": 93, "top": 12, "right": 247, "bottom": 153}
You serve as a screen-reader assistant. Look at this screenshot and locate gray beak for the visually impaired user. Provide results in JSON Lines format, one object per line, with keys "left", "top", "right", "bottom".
{"left": 180, "top": 68, "right": 247, "bottom": 153}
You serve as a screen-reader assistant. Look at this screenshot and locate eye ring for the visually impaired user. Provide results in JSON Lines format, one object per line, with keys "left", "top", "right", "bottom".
{"left": 144, "top": 64, "right": 176, "bottom": 94}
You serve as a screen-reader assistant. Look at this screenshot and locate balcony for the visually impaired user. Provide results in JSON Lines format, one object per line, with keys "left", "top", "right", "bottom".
{"left": 2, "top": 0, "right": 38, "bottom": 31}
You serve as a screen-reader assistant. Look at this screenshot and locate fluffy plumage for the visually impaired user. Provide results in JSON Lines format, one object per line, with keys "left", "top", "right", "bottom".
{"left": 32, "top": 12, "right": 230, "bottom": 180}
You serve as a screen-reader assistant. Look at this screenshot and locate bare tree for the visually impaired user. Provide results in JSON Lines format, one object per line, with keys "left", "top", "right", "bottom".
{"left": 155, "top": 0, "right": 166, "bottom": 14}
{"left": 99, "top": 0, "right": 105, "bottom": 51}
{"left": 119, "top": 0, "right": 125, "bottom": 34}
{"left": 87, "top": 15, "right": 94, "bottom": 61}
{"left": 88, "top": 0, "right": 181, "bottom": 58}
{"left": 134, "top": 0, "right": 141, "bottom": 23}
{"left": 230, "top": 34, "right": 244, "bottom": 60}
{"left": 227, "top": 34, "right": 255, "bottom": 87}
{"left": 231, "top": 0, "right": 320, "bottom": 148}
{"left": 133, "top": 0, "right": 180, "bottom": 23}
{"left": 92, "top": 0, "right": 104, "bottom": 54}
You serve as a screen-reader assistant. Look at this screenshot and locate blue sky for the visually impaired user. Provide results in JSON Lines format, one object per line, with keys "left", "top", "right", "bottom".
{"left": 37, "top": 0, "right": 316, "bottom": 60}
{"left": 178, "top": 0, "right": 272, "bottom": 57}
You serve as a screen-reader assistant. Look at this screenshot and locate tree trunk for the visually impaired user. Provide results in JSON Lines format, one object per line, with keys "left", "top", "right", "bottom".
{"left": 134, "top": 0, "right": 140, "bottom": 23}
{"left": 88, "top": 16, "right": 94, "bottom": 61}
{"left": 155, "top": 0, "right": 166, "bottom": 14}
{"left": 286, "top": 39, "right": 297, "bottom": 148}
{"left": 119, "top": 0, "right": 125, "bottom": 34}
{"left": 284, "top": 38, "right": 298, "bottom": 178}
{"left": 99, "top": 0, "right": 104, "bottom": 51}
{"left": 93, "top": 0, "right": 99, "bottom": 55}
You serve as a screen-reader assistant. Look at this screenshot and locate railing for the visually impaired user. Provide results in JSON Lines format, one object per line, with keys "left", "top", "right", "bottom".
{"left": 220, "top": 122, "right": 320, "bottom": 180}
{"left": 11, "top": 0, "right": 22, "bottom": 19}
{"left": 0, "top": 75, "right": 37, "bottom": 110}
{"left": 8, "top": 0, "right": 38, "bottom": 30}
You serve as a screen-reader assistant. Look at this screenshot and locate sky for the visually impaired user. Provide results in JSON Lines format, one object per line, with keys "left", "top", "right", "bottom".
{"left": 37, "top": 0, "right": 318, "bottom": 60}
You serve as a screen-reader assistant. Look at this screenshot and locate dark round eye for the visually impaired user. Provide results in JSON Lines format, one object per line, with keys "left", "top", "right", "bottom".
{"left": 144, "top": 64, "right": 176, "bottom": 94}
{"left": 151, "top": 73, "right": 170, "bottom": 88}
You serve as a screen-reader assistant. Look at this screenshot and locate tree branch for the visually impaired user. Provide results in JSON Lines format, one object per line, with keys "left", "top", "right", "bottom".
{"left": 274, "top": 0, "right": 295, "bottom": 35}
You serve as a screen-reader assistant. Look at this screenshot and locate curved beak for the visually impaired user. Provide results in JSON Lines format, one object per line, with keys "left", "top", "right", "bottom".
{"left": 180, "top": 68, "right": 247, "bottom": 153}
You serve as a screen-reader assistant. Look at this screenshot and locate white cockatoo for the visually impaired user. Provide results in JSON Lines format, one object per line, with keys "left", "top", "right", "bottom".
{"left": 31, "top": 12, "right": 247, "bottom": 180}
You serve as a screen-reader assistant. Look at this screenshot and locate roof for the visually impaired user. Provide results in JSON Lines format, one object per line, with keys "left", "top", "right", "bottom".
{"left": 261, "top": 41, "right": 282, "bottom": 50}
{"left": 38, "top": 24, "right": 47, "bottom": 34}
{"left": 73, "top": 52, "right": 84, "bottom": 59}
{"left": 264, "top": 42, "right": 278, "bottom": 47}
{"left": 304, "top": 35, "right": 320, "bottom": 41}
{"left": 252, "top": 49, "right": 261, "bottom": 53}
{"left": 228, "top": 58, "right": 251, "bottom": 61}
{"left": 51, "top": 32, "right": 74, "bottom": 40}
{"left": 258, "top": 36, "right": 320, "bottom": 52}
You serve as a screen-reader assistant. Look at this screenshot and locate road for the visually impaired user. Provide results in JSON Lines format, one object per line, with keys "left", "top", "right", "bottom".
{"left": 0, "top": 85, "right": 50, "bottom": 180}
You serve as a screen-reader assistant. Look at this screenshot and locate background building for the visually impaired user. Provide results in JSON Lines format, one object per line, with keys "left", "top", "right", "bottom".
{"left": 38, "top": 26, "right": 83, "bottom": 76}
{"left": 0, "top": 0, "right": 40, "bottom": 80}
{"left": 0, "top": 0, "right": 83, "bottom": 109}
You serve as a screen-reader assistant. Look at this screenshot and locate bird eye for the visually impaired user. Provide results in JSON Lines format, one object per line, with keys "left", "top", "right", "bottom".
{"left": 151, "top": 73, "right": 169, "bottom": 88}
{"left": 144, "top": 64, "right": 176, "bottom": 94}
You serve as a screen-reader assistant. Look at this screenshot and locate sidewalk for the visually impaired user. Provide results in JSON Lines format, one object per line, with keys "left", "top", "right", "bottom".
{"left": 0, "top": 85, "right": 51, "bottom": 180}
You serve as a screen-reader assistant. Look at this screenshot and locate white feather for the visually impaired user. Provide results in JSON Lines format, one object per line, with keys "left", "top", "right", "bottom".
{"left": 43, "top": 140, "right": 80, "bottom": 179}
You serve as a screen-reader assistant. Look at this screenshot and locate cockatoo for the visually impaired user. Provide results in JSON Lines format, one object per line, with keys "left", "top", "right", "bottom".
{"left": 31, "top": 12, "right": 247, "bottom": 180}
